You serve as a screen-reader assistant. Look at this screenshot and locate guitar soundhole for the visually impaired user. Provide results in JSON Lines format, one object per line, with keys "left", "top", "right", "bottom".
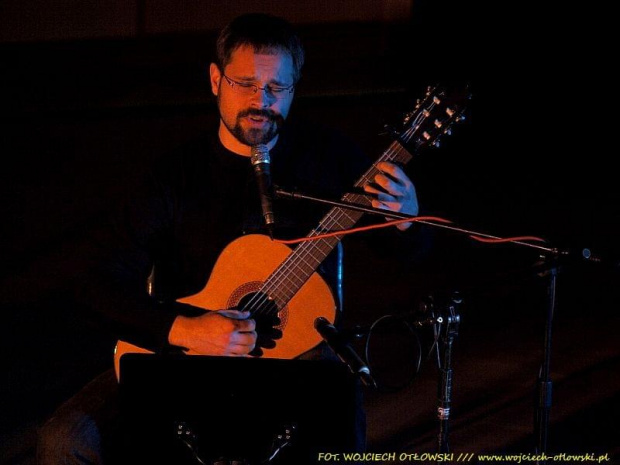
{"left": 228, "top": 281, "right": 288, "bottom": 331}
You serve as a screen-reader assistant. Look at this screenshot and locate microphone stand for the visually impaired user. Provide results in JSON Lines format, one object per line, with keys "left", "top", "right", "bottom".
{"left": 275, "top": 188, "right": 603, "bottom": 461}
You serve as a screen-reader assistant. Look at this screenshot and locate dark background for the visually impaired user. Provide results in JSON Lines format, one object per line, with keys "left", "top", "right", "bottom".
{"left": 1, "top": 1, "right": 618, "bottom": 463}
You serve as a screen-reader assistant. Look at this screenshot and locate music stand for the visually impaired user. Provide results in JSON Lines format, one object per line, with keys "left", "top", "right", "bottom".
{"left": 119, "top": 354, "right": 360, "bottom": 465}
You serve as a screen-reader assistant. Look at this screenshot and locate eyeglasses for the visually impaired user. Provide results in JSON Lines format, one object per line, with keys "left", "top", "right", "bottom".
{"left": 222, "top": 74, "right": 294, "bottom": 99}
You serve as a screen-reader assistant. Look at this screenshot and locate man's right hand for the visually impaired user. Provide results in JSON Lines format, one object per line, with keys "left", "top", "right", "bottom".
{"left": 168, "top": 310, "right": 257, "bottom": 356}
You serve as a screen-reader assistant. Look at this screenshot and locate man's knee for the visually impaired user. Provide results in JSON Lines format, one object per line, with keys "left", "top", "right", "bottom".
{"left": 37, "top": 409, "right": 102, "bottom": 464}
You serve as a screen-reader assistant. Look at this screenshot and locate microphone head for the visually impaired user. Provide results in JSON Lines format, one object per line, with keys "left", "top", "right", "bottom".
{"left": 314, "top": 316, "right": 329, "bottom": 330}
{"left": 251, "top": 144, "right": 270, "bottom": 166}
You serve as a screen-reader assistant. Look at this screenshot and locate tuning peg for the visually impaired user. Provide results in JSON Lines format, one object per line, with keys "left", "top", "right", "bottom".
{"left": 432, "top": 140, "right": 441, "bottom": 148}
{"left": 443, "top": 128, "right": 452, "bottom": 136}
{"left": 456, "top": 114, "right": 466, "bottom": 122}
{"left": 434, "top": 119, "right": 443, "bottom": 128}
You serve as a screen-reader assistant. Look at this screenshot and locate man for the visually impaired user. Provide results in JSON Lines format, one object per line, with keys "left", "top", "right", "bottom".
{"left": 169, "top": 14, "right": 417, "bottom": 357}
{"left": 38, "top": 13, "right": 418, "bottom": 464}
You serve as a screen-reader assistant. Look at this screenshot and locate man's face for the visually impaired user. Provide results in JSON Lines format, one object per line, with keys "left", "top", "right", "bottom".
{"left": 210, "top": 45, "right": 295, "bottom": 149}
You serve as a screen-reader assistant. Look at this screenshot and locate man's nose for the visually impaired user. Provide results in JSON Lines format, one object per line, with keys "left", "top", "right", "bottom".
{"left": 250, "top": 87, "right": 275, "bottom": 108}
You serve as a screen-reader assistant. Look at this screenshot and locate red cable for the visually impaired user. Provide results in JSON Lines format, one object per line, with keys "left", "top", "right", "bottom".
{"left": 274, "top": 216, "right": 452, "bottom": 245}
{"left": 273, "top": 216, "right": 546, "bottom": 246}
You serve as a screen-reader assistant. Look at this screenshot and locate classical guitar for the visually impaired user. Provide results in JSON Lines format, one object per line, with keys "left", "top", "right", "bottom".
{"left": 114, "top": 86, "right": 468, "bottom": 378}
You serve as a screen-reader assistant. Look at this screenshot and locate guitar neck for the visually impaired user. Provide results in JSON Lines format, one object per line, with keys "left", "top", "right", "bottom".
{"left": 260, "top": 140, "right": 413, "bottom": 309}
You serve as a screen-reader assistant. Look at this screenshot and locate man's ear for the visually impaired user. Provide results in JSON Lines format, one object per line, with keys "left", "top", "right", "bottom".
{"left": 209, "top": 63, "right": 221, "bottom": 96}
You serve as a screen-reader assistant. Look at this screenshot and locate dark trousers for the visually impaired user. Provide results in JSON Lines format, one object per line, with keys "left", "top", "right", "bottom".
{"left": 37, "top": 369, "right": 119, "bottom": 465}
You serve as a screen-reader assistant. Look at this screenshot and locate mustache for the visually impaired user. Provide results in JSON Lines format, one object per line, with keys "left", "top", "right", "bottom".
{"left": 238, "top": 108, "right": 283, "bottom": 123}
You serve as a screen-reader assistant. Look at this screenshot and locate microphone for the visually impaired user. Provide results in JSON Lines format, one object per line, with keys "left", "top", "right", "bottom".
{"left": 314, "top": 317, "right": 376, "bottom": 387}
{"left": 251, "top": 144, "right": 275, "bottom": 236}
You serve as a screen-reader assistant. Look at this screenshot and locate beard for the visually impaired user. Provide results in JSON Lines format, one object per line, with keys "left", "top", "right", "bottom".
{"left": 226, "top": 107, "right": 286, "bottom": 146}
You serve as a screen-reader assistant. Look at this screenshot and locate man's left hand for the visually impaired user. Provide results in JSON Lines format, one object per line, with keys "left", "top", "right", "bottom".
{"left": 363, "top": 161, "right": 419, "bottom": 231}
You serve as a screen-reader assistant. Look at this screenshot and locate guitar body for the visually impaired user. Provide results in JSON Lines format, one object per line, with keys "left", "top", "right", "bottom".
{"left": 114, "top": 234, "right": 337, "bottom": 378}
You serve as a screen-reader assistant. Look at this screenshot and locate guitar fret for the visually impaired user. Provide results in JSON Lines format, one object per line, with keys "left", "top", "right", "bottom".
{"left": 329, "top": 217, "right": 347, "bottom": 230}
{"left": 297, "top": 249, "right": 320, "bottom": 269}
{"left": 283, "top": 268, "right": 307, "bottom": 286}
{"left": 270, "top": 288, "right": 292, "bottom": 310}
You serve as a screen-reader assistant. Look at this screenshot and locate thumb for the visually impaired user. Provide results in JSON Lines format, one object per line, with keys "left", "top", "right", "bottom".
{"left": 217, "top": 309, "right": 251, "bottom": 320}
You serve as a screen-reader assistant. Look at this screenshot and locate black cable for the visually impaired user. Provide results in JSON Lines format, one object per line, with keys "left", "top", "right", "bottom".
{"left": 364, "top": 314, "right": 422, "bottom": 392}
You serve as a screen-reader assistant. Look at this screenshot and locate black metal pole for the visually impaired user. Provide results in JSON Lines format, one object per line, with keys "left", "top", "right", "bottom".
{"left": 534, "top": 265, "right": 557, "bottom": 463}
{"left": 437, "top": 296, "right": 461, "bottom": 454}
{"left": 437, "top": 326, "right": 454, "bottom": 453}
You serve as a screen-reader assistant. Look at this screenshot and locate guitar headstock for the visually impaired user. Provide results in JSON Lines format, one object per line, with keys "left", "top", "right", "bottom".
{"left": 398, "top": 84, "right": 470, "bottom": 151}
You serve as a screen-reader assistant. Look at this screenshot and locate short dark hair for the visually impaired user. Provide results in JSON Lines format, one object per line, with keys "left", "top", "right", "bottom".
{"left": 216, "top": 13, "right": 305, "bottom": 83}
